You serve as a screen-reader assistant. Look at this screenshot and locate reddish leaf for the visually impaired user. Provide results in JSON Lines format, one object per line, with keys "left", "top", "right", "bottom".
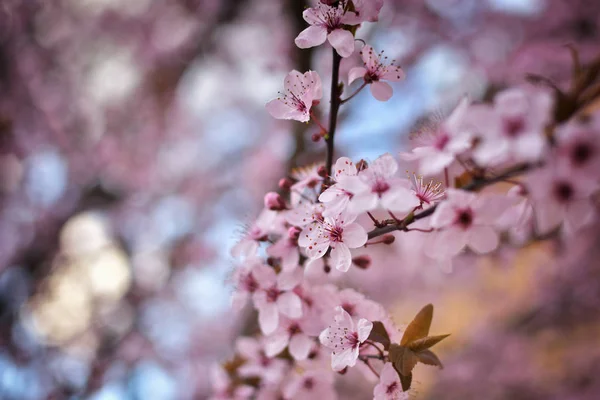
{"left": 367, "top": 321, "right": 391, "bottom": 350}
{"left": 408, "top": 334, "right": 450, "bottom": 352}
{"left": 400, "top": 304, "right": 433, "bottom": 345}
{"left": 417, "top": 349, "right": 444, "bottom": 369}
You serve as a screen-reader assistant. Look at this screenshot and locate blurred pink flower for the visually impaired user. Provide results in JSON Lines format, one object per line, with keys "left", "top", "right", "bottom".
{"left": 373, "top": 363, "right": 409, "bottom": 400}
{"left": 348, "top": 45, "right": 405, "bottom": 101}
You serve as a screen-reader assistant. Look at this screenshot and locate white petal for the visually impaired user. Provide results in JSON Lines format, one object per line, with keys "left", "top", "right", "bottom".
{"left": 258, "top": 303, "right": 279, "bottom": 335}
{"left": 467, "top": 225, "right": 499, "bottom": 254}
{"left": 430, "top": 201, "right": 456, "bottom": 228}
{"left": 288, "top": 334, "right": 313, "bottom": 360}
{"left": 330, "top": 243, "right": 352, "bottom": 272}
{"left": 277, "top": 292, "right": 303, "bottom": 319}
{"left": 348, "top": 67, "right": 367, "bottom": 84}
{"left": 264, "top": 330, "right": 290, "bottom": 357}
{"left": 356, "top": 318, "right": 373, "bottom": 342}
{"left": 342, "top": 223, "right": 368, "bottom": 248}
{"left": 331, "top": 346, "right": 359, "bottom": 371}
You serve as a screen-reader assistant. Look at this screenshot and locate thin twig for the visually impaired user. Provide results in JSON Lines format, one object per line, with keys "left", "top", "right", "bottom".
{"left": 325, "top": 49, "right": 343, "bottom": 180}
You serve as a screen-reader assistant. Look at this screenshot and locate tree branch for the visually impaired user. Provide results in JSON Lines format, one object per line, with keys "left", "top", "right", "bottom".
{"left": 325, "top": 49, "right": 342, "bottom": 179}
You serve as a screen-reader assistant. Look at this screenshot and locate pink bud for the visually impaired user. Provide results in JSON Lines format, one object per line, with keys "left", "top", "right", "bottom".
{"left": 287, "top": 226, "right": 301, "bottom": 240}
{"left": 264, "top": 192, "right": 286, "bottom": 211}
{"left": 278, "top": 178, "right": 292, "bottom": 191}
{"left": 311, "top": 132, "right": 322, "bottom": 142}
{"left": 382, "top": 235, "right": 395, "bottom": 245}
{"left": 317, "top": 165, "right": 328, "bottom": 178}
{"left": 352, "top": 255, "right": 371, "bottom": 269}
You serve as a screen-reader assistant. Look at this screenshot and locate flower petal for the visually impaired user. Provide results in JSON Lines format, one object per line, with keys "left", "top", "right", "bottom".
{"left": 331, "top": 243, "right": 352, "bottom": 272}
{"left": 467, "top": 225, "right": 499, "bottom": 254}
{"left": 295, "top": 25, "right": 327, "bottom": 49}
{"left": 327, "top": 29, "right": 355, "bottom": 58}
{"left": 348, "top": 66, "right": 367, "bottom": 85}
{"left": 277, "top": 292, "right": 303, "bottom": 319}
{"left": 258, "top": 302, "right": 279, "bottom": 335}
{"left": 289, "top": 333, "right": 313, "bottom": 360}
{"left": 264, "top": 330, "right": 290, "bottom": 357}
{"left": 370, "top": 81, "right": 393, "bottom": 101}
{"left": 342, "top": 223, "right": 368, "bottom": 248}
{"left": 356, "top": 318, "right": 373, "bottom": 342}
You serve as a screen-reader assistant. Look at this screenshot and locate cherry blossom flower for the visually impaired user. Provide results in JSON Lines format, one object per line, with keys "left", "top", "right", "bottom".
{"left": 209, "top": 364, "right": 254, "bottom": 400}
{"left": 231, "top": 261, "right": 270, "bottom": 311}
{"left": 266, "top": 70, "right": 322, "bottom": 122}
{"left": 345, "top": 153, "right": 420, "bottom": 214}
{"left": 409, "top": 173, "right": 444, "bottom": 209}
{"left": 470, "top": 86, "right": 553, "bottom": 165}
{"left": 319, "top": 306, "right": 373, "bottom": 371}
{"left": 294, "top": 2, "right": 360, "bottom": 57}
{"left": 236, "top": 337, "right": 288, "bottom": 385}
{"left": 252, "top": 267, "right": 303, "bottom": 335}
{"left": 352, "top": 0, "right": 385, "bottom": 22}
{"left": 231, "top": 209, "right": 280, "bottom": 260}
{"left": 283, "top": 369, "right": 337, "bottom": 400}
{"left": 430, "top": 189, "right": 511, "bottom": 257}
{"left": 373, "top": 363, "right": 409, "bottom": 400}
{"left": 284, "top": 201, "right": 325, "bottom": 228}
{"left": 264, "top": 317, "right": 321, "bottom": 361}
{"left": 348, "top": 45, "right": 406, "bottom": 101}
{"left": 319, "top": 157, "right": 358, "bottom": 218}
{"left": 320, "top": 287, "right": 387, "bottom": 323}
{"left": 400, "top": 97, "right": 472, "bottom": 176}
{"left": 289, "top": 163, "right": 324, "bottom": 205}
{"left": 496, "top": 185, "right": 535, "bottom": 245}
{"left": 298, "top": 212, "right": 367, "bottom": 272}
{"left": 267, "top": 227, "right": 301, "bottom": 271}
{"left": 555, "top": 115, "right": 600, "bottom": 180}
{"left": 526, "top": 164, "right": 597, "bottom": 235}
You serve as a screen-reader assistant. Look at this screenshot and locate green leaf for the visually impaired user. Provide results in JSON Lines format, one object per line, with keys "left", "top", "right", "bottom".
{"left": 400, "top": 304, "right": 433, "bottom": 345}
{"left": 407, "top": 334, "right": 450, "bottom": 352}
{"left": 367, "top": 321, "right": 391, "bottom": 350}
{"left": 416, "top": 349, "right": 444, "bottom": 369}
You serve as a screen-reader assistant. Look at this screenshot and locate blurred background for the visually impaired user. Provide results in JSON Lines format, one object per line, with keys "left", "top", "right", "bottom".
{"left": 0, "top": 0, "right": 599, "bottom": 399}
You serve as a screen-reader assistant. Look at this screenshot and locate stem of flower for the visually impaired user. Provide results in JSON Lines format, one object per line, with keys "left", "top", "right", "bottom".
{"left": 310, "top": 111, "right": 328, "bottom": 134}
{"left": 340, "top": 82, "right": 368, "bottom": 104}
{"left": 325, "top": 49, "right": 342, "bottom": 181}
{"left": 362, "top": 359, "right": 380, "bottom": 378}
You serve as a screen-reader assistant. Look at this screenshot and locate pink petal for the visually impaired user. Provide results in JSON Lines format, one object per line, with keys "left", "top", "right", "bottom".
{"left": 327, "top": 29, "right": 355, "bottom": 58}
{"left": 430, "top": 202, "right": 456, "bottom": 228}
{"left": 236, "top": 337, "right": 260, "bottom": 359}
{"left": 302, "top": 7, "right": 322, "bottom": 25}
{"left": 258, "top": 302, "right": 279, "bottom": 335}
{"left": 277, "top": 292, "right": 303, "bottom": 319}
{"left": 304, "top": 70, "right": 323, "bottom": 100}
{"left": 467, "top": 225, "right": 499, "bottom": 254}
{"left": 330, "top": 243, "right": 352, "bottom": 272}
{"left": 382, "top": 186, "right": 420, "bottom": 212}
{"left": 348, "top": 192, "right": 378, "bottom": 213}
{"left": 289, "top": 333, "right": 313, "bottom": 360}
{"left": 342, "top": 223, "right": 368, "bottom": 248}
{"left": 371, "top": 153, "right": 398, "bottom": 177}
{"left": 381, "top": 66, "right": 405, "bottom": 82}
{"left": 333, "top": 305, "right": 354, "bottom": 329}
{"left": 348, "top": 66, "right": 367, "bottom": 84}
{"left": 277, "top": 268, "right": 303, "bottom": 291}
{"left": 264, "top": 330, "right": 290, "bottom": 357}
{"left": 332, "top": 347, "right": 359, "bottom": 371}
{"left": 356, "top": 318, "right": 373, "bottom": 342}
{"left": 370, "top": 81, "right": 393, "bottom": 101}
{"left": 334, "top": 157, "right": 357, "bottom": 179}
{"left": 283, "top": 70, "right": 304, "bottom": 93}
{"left": 231, "top": 291, "right": 249, "bottom": 312}
{"left": 432, "top": 228, "right": 467, "bottom": 257}
{"left": 265, "top": 98, "right": 308, "bottom": 122}
{"left": 295, "top": 25, "right": 327, "bottom": 49}
{"left": 360, "top": 45, "right": 378, "bottom": 70}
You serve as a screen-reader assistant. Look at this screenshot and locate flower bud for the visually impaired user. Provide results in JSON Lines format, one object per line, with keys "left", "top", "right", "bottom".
{"left": 311, "top": 132, "right": 322, "bottom": 142}
{"left": 382, "top": 234, "right": 395, "bottom": 245}
{"left": 356, "top": 159, "right": 368, "bottom": 172}
{"left": 317, "top": 165, "right": 328, "bottom": 178}
{"left": 278, "top": 178, "right": 292, "bottom": 191}
{"left": 352, "top": 255, "right": 371, "bottom": 269}
{"left": 287, "top": 226, "right": 301, "bottom": 240}
{"left": 264, "top": 192, "right": 286, "bottom": 211}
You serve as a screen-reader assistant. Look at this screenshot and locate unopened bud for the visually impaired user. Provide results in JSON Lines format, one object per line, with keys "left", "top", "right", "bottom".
{"left": 352, "top": 255, "right": 371, "bottom": 269}
{"left": 356, "top": 159, "right": 368, "bottom": 172}
{"left": 264, "top": 192, "right": 286, "bottom": 211}
{"left": 311, "top": 132, "right": 322, "bottom": 142}
{"left": 337, "top": 367, "right": 348, "bottom": 375}
{"left": 317, "top": 165, "right": 328, "bottom": 178}
{"left": 312, "top": 99, "right": 321, "bottom": 106}
{"left": 278, "top": 178, "right": 292, "bottom": 191}
{"left": 287, "top": 226, "right": 301, "bottom": 240}
{"left": 382, "top": 234, "right": 395, "bottom": 245}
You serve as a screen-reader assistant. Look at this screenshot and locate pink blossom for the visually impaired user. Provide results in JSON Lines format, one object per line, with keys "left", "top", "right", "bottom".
{"left": 236, "top": 337, "right": 287, "bottom": 385}
{"left": 264, "top": 317, "right": 320, "bottom": 361}
{"left": 319, "top": 157, "right": 358, "bottom": 218}
{"left": 294, "top": 2, "right": 360, "bottom": 57}
{"left": 283, "top": 369, "right": 337, "bottom": 400}
{"left": 319, "top": 306, "right": 373, "bottom": 371}
{"left": 252, "top": 267, "right": 303, "bottom": 335}
{"left": 231, "top": 261, "right": 269, "bottom": 311}
{"left": 409, "top": 173, "right": 444, "bottom": 209}
{"left": 346, "top": 153, "right": 420, "bottom": 214}
{"left": 267, "top": 227, "right": 301, "bottom": 271}
{"left": 373, "top": 363, "right": 409, "bottom": 400}
{"left": 471, "top": 86, "right": 553, "bottom": 166}
{"left": 266, "top": 70, "right": 322, "bottom": 122}
{"left": 400, "top": 97, "right": 472, "bottom": 176}
{"left": 496, "top": 185, "right": 535, "bottom": 244}
{"left": 298, "top": 212, "right": 367, "bottom": 272}
{"left": 555, "top": 114, "right": 600, "bottom": 180}
{"left": 352, "top": 0, "right": 385, "bottom": 22}
{"left": 210, "top": 364, "right": 254, "bottom": 400}
{"left": 321, "top": 287, "right": 387, "bottom": 322}
{"left": 231, "top": 209, "right": 280, "bottom": 260}
{"left": 526, "top": 164, "right": 597, "bottom": 235}
{"left": 348, "top": 45, "right": 405, "bottom": 101}
{"left": 284, "top": 201, "right": 325, "bottom": 228}
{"left": 430, "top": 189, "right": 511, "bottom": 257}
{"left": 290, "top": 163, "right": 324, "bottom": 206}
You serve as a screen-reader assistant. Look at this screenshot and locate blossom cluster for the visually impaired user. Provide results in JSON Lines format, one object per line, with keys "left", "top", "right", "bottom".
{"left": 213, "top": 0, "right": 600, "bottom": 399}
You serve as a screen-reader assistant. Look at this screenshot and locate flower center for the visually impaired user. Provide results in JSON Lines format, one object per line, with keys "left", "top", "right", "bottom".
{"left": 242, "top": 273, "right": 259, "bottom": 293}
{"left": 327, "top": 226, "right": 344, "bottom": 242}
{"left": 372, "top": 179, "right": 390, "bottom": 196}
{"left": 503, "top": 117, "right": 525, "bottom": 137}
{"left": 434, "top": 132, "right": 450, "bottom": 150}
{"left": 345, "top": 331, "right": 359, "bottom": 348}
{"left": 386, "top": 381, "right": 399, "bottom": 394}
{"left": 553, "top": 181, "right": 574, "bottom": 203}
{"left": 288, "top": 323, "right": 302, "bottom": 336}
{"left": 303, "top": 377, "right": 315, "bottom": 390}
{"left": 571, "top": 142, "right": 593, "bottom": 166}
{"left": 266, "top": 286, "right": 280, "bottom": 302}
{"left": 455, "top": 208, "right": 473, "bottom": 229}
